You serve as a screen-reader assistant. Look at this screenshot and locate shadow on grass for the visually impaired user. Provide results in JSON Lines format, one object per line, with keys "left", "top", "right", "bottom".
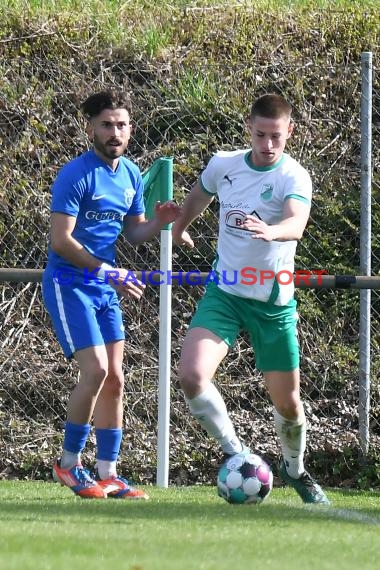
{"left": 0, "top": 487, "right": 379, "bottom": 527}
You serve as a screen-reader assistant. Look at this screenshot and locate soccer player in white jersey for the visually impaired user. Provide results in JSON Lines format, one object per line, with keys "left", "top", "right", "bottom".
{"left": 172, "top": 93, "right": 330, "bottom": 504}
{"left": 42, "top": 89, "right": 180, "bottom": 499}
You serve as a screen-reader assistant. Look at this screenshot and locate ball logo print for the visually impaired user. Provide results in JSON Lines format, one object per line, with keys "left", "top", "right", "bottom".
{"left": 217, "top": 452, "right": 273, "bottom": 504}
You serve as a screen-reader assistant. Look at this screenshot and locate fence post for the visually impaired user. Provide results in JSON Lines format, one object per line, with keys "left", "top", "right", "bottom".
{"left": 359, "top": 51, "right": 372, "bottom": 457}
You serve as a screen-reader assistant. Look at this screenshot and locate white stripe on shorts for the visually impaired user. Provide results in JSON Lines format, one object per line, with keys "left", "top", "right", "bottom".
{"left": 54, "top": 280, "right": 75, "bottom": 355}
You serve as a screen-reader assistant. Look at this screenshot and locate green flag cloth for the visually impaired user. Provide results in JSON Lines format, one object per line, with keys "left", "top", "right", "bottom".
{"left": 143, "top": 157, "right": 173, "bottom": 228}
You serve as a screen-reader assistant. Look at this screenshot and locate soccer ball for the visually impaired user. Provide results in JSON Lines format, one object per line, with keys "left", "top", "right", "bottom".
{"left": 217, "top": 452, "right": 273, "bottom": 504}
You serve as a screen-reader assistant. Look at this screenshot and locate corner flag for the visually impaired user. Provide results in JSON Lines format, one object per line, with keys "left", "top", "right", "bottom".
{"left": 143, "top": 157, "right": 173, "bottom": 488}
{"left": 143, "top": 156, "right": 173, "bottom": 224}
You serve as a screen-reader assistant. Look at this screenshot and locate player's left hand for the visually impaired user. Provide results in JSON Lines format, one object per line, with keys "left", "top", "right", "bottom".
{"left": 116, "top": 278, "right": 146, "bottom": 300}
{"left": 241, "top": 215, "right": 276, "bottom": 242}
{"left": 154, "top": 201, "right": 182, "bottom": 225}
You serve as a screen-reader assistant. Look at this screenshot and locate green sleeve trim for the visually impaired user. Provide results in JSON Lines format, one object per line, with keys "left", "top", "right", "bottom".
{"left": 284, "top": 194, "right": 311, "bottom": 205}
{"left": 199, "top": 176, "right": 216, "bottom": 197}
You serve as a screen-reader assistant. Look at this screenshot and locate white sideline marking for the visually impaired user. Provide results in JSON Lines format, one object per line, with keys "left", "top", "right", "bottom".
{"left": 305, "top": 505, "right": 380, "bottom": 526}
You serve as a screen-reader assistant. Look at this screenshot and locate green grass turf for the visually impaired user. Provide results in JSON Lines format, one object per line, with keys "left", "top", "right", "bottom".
{"left": 0, "top": 481, "right": 379, "bottom": 570}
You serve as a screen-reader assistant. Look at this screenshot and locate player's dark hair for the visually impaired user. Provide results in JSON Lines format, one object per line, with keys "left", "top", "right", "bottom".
{"left": 250, "top": 94, "right": 292, "bottom": 120}
{"left": 81, "top": 89, "right": 132, "bottom": 119}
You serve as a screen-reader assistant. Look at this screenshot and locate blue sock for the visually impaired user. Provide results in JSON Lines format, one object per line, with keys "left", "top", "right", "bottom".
{"left": 63, "top": 422, "right": 90, "bottom": 454}
{"left": 60, "top": 422, "right": 91, "bottom": 469}
{"left": 95, "top": 428, "right": 122, "bottom": 462}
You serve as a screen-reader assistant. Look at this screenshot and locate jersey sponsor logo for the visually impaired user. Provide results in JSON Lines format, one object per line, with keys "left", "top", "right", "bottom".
{"left": 91, "top": 194, "right": 107, "bottom": 200}
{"left": 225, "top": 209, "right": 247, "bottom": 229}
{"left": 260, "top": 184, "right": 274, "bottom": 201}
{"left": 220, "top": 200, "right": 251, "bottom": 210}
{"left": 85, "top": 210, "right": 124, "bottom": 221}
{"left": 225, "top": 209, "right": 261, "bottom": 229}
{"left": 225, "top": 209, "right": 253, "bottom": 235}
{"left": 225, "top": 209, "right": 261, "bottom": 238}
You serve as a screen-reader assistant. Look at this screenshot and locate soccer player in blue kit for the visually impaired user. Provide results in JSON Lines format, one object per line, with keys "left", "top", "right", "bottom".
{"left": 173, "top": 93, "right": 330, "bottom": 505}
{"left": 42, "top": 89, "right": 180, "bottom": 499}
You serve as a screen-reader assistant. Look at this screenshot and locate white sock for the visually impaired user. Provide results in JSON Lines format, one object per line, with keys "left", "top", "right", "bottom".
{"left": 61, "top": 451, "right": 81, "bottom": 470}
{"left": 95, "top": 460, "right": 117, "bottom": 480}
{"left": 273, "top": 407, "right": 306, "bottom": 479}
{"left": 186, "top": 383, "right": 243, "bottom": 455}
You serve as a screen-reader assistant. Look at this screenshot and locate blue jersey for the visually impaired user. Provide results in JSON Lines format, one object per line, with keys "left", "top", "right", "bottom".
{"left": 46, "top": 150, "right": 145, "bottom": 271}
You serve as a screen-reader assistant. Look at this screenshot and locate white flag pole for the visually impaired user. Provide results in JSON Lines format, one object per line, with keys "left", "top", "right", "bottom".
{"left": 156, "top": 157, "right": 173, "bottom": 488}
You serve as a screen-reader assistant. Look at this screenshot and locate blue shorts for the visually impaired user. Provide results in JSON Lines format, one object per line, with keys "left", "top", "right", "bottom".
{"left": 42, "top": 270, "right": 125, "bottom": 358}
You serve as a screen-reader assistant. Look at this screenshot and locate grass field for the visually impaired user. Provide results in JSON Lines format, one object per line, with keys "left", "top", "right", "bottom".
{"left": 1, "top": 481, "right": 379, "bottom": 570}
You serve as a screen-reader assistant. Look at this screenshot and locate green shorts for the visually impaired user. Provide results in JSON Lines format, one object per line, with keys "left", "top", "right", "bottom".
{"left": 189, "top": 284, "right": 299, "bottom": 372}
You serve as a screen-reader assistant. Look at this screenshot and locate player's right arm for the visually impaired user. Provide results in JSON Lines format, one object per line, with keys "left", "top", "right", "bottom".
{"left": 49, "top": 164, "right": 103, "bottom": 271}
{"left": 50, "top": 213, "right": 103, "bottom": 271}
{"left": 50, "top": 213, "right": 145, "bottom": 300}
{"left": 172, "top": 181, "right": 214, "bottom": 248}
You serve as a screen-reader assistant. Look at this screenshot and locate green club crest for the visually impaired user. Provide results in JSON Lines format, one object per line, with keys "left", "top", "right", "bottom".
{"left": 260, "top": 184, "right": 273, "bottom": 201}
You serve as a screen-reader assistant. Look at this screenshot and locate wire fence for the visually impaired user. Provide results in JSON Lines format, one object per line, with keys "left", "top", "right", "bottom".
{"left": 0, "top": 53, "right": 379, "bottom": 486}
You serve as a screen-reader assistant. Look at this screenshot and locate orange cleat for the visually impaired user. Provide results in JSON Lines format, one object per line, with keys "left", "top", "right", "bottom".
{"left": 53, "top": 459, "right": 107, "bottom": 499}
{"left": 97, "top": 476, "right": 149, "bottom": 500}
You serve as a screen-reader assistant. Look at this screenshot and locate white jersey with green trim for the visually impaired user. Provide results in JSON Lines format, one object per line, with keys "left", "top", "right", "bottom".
{"left": 200, "top": 149, "right": 312, "bottom": 305}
